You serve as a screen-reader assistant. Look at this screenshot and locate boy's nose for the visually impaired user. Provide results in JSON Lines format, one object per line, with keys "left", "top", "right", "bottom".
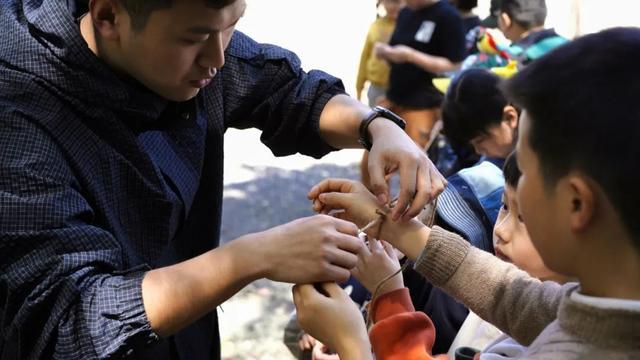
{"left": 494, "top": 213, "right": 512, "bottom": 243}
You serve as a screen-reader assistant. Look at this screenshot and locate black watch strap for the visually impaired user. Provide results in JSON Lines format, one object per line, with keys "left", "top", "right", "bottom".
{"left": 358, "top": 106, "right": 406, "bottom": 151}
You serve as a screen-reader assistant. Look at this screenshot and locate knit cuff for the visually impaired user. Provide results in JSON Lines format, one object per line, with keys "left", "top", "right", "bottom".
{"left": 370, "top": 288, "right": 415, "bottom": 323}
{"left": 413, "top": 226, "right": 471, "bottom": 287}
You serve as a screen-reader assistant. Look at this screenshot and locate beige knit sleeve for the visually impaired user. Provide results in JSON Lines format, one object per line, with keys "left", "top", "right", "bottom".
{"left": 413, "top": 226, "right": 574, "bottom": 346}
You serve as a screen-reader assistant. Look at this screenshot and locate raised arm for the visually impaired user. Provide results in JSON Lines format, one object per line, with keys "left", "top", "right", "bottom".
{"left": 220, "top": 32, "right": 446, "bottom": 221}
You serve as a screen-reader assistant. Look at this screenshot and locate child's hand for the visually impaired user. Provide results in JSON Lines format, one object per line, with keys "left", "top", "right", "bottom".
{"left": 308, "top": 178, "right": 384, "bottom": 232}
{"left": 293, "top": 282, "right": 370, "bottom": 358}
{"left": 298, "top": 333, "right": 316, "bottom": 351}
{"left": 351, "top": 238, "right": 404, "bottom": 295}
{"left": 312, "top": 340, "right": 340, "bottom": 360}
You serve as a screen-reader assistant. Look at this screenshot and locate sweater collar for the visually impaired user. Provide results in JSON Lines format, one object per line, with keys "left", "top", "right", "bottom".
{"left": 558, "top": 285, "right": 640, "bottom": 350}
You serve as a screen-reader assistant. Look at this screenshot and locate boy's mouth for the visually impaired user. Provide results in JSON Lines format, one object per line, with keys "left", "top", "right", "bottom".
{"left": 495, "top": 248, "right": 512, "bottom": 263}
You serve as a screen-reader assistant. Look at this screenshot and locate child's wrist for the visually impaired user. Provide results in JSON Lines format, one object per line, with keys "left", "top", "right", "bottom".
{"left": 377, "top": 278, "right": 404, "bottom": 296}
{"left": 336, "top": 336, "right": 372, "bottom": 360}
{"left": 381, "top": 219, "right": 430, "bottom": 260}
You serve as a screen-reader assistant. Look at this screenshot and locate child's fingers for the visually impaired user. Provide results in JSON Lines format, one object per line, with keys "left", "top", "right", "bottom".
{"left": 320, "top": 281, "right": 347, "bottom": 299}
{"left": 368, "top": 236, "right": 384, "bottom": 252}
{"left": 312, "top": 199, "right": 324, "bottom": 213}
{"left": 381, "top": 240, "right": 395, "bottom": 258}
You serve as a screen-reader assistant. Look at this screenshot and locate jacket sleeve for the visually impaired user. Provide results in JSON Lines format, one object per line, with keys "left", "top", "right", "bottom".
{"left": 0, "top": 115, "right": 159, "bottom": 359}
{"left": 413, "top": 226, "right": 571, "bottom": 346}
{"left": 216, "top": 31, "right": 347, "bottom": 159}
{"left": 369, "top": 288, "right": 449, "bottom": 360}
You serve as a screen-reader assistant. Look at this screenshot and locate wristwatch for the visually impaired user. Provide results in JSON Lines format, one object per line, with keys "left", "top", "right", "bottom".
{"left": 358, "top": 106, "right": 406, "bottom": 151}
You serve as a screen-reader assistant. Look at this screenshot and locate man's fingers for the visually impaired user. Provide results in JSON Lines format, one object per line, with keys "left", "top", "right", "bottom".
{"left": 430, "top": 163, "right": 447, "bottom": 197}
{"left": 327, "top": 247, "right": 359, "bottom": 270}
{"left": 393, "top": 161, "right": 418, "bottom": 221}
{"left": 329, "top": 216, "right": 360, "bottom": 237}
{"left": 324, "top": 265, "right": 352, "bottom": 284}
{"left": 367, "top": 159, "right": 389, "bottom": 204}
{"left": 334, "top": 232, "right": 364, "bottom": 256}
{"left": 404, "top": 163, "right": 431, "bottom": 220}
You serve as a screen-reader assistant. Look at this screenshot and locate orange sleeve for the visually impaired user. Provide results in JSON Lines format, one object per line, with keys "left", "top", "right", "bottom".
{"left": 369, "top": 288, "right": 450, "bottom": 360}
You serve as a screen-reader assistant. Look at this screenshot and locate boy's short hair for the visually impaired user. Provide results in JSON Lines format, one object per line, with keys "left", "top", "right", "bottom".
{"left": 119, "top": 0, "right": 237, "bottom": 30}
{"left": 442, "top": 68, "right": 509, "bottom": 147}
{"left": 500, "top": 0, "right": 547, "bottom": 29}
{"left": 502, "top": 151, "right": 521, "bottom": 188}
{"left": 504, "top": 27, "right": 640, "bottom": 247}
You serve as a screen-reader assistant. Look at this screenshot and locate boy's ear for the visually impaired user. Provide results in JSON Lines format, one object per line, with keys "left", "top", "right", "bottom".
{"left": 566, "top": 174, "right": 596, "bottom": 234}
{"left": 90, "top": 0, "right": 124, "bottom": 41}
{"left": 502, "top": 105, "right": 519, "bottom": 129}
{"left": 500, "top": 12, "right": 512, "bottom": 30}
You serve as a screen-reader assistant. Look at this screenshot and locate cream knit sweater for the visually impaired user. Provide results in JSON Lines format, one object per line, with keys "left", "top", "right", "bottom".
{"left": 414, "top": 227, "right": 640, "bottom": 359}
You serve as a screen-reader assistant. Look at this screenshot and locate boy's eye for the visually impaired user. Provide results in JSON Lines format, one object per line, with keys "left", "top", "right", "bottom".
{"left": 500, "top": 202, "right": 508, "bottom": 211}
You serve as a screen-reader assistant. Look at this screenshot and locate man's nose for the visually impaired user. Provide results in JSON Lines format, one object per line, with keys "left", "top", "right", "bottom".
{"left": 198, "top": 33, "right": 225, "bottom": 70}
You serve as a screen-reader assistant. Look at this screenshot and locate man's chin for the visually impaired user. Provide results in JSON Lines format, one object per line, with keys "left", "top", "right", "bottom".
{"left": 161, "top": 88, "right": 200, "bottom": 102}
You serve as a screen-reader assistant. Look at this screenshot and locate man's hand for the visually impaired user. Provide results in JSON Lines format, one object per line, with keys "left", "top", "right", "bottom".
{"left": 317, "top": 95, "right": 446, "bottom": 222}
{"left": 367, "top": 119, "right": 446, "bottom": 220}
{"left": 293, "top": 282, "right": 372, "bottom": 360}
{"left": 257, "top": 215, "right": 364, "bottom": 284}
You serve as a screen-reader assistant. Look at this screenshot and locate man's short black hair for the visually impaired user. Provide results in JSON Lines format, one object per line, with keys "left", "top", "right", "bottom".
{"left": 119, "top": 0, "right": 237, "bottom": 30}
{"left": 504, "top": 27, "right": 640, "bottom": 246}
{"left": 442, "top": 68, "right": 509, "bottom": 147}
{"left": 502, "top": 151, "right": 521, "bottom": 188}
{"left": 500, "top": 0, "right": 546, "bottom": 29}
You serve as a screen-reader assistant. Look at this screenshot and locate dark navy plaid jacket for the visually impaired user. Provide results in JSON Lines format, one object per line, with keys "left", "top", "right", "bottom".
{"left": 0, "top": 1, "right": 344, "bottom": 359}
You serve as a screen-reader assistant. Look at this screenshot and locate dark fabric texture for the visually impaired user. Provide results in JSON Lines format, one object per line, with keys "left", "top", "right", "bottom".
{"left": 0, "top": 1, "right": 344, "bottom": 359}
{"left": 387, "top": 1, "right": 466, "bottom": 108}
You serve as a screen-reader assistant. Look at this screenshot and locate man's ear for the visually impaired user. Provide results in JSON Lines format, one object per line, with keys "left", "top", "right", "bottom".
{"left": 502, "top": 105, "right": 519, "bottom": 129}
{"left": 90, "top": 0, "right": 123, "bottom": 41}
{"left": 566, "top": 175, "right": 596, "bottom": 234}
